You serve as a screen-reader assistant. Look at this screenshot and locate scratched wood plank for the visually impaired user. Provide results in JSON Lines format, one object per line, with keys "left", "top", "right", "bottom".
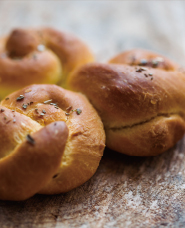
{"left": 0, "top": 1, "right": 185, "bottom": 228}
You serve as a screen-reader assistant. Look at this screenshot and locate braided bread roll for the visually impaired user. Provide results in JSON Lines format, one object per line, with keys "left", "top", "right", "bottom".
{"left": 0, "top": 27, "right": 93, "bottom": 98}
{"left": 0, "top": 84, "right": 105, "bottom": 200}
{"left": 67, "top": 49, "right": 185, "bottom": 156}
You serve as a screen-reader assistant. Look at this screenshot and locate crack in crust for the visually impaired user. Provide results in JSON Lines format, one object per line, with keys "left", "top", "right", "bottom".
{"left": 67, "top": 49, "right": 185, "bottom": 156}
{"left": 107, "top": 113, "right": 183, "bottom": 131}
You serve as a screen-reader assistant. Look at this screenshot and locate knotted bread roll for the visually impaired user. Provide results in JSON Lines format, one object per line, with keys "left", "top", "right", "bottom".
{"left": 0, "top": 27, "right": 93, "bottom": 98}
{"left": 67, "top": 49, "right": 185, "bottom": 156}
{"left": 0, "top": 84, "right": 105, "bottom": 200}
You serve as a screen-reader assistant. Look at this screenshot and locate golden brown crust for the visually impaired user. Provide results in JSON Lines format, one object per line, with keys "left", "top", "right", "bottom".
{"left": 41, "top": 27, "right": 94, "bottom": 86}
{"left": 1, "top": 84, "right": 105, "bottom": 195}
{"left": 0, "top": 106, "right": 69, "bottom": 200}
{"left": 67, "top": 49, "right": 185, "bottom": 156}
{"left": 106, "top": 115, "right": 185, "bottom": 156}
{"left": 0, "top": 27, "right": 94, "bottom": 99}
{"left": 109, "top": 49, "right": 180, "bottom": 71}
{"left": 6, "top": 29, "right": 40, "bottom": 57}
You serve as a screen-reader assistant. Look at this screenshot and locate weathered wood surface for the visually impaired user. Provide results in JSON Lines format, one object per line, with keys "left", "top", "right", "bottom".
{"left": 1, "top": 1, "right": 185, "bottom": 227}
{"left": 1, "top": 143, "right": 185, "bottom": 228}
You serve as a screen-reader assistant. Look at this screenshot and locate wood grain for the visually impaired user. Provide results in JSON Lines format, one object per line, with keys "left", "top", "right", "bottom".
{"left": 1, "top": 140, "right": 185, "bottom": 227}
{"left": 1, "top": 1, "right": 185, "bottom": 227}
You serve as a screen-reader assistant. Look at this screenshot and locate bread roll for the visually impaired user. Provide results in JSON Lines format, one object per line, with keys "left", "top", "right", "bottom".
{"left": 67, "top": 49, "right": 185, "bottom": 156}
{"left": 0, "top": 84, "right": 105, "bottom": 198}
{"left": 0, "top": 27, "right": 93, "bottom": 98}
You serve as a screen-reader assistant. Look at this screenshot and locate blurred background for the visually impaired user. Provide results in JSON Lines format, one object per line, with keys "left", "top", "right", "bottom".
{"left": 0, "top": 1, "right": 185, "bottom": 66}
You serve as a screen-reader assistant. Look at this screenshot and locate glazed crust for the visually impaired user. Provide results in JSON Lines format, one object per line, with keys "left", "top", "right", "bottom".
{"left": 0, "top": 27, "right": 93, "bottom": 99}
{"left": 0, "top": 84, "right": 105, "bottom": 196}
{"left": 0, "top": 107, "right": 68, "bottom": 200}
{"left": 109, "top": 49, "right": 180, "bottom": 71}
{"left": 67, "top": 49, "right": 185, "bottom": 156}
{"left": 41, "top": 28, "right": 94, "bottom": 86}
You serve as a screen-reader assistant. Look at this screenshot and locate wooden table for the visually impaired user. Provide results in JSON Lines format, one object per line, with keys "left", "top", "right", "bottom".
{"left": 0, "top": 1, "right": 185, "bottom": 227}
{"left": 1, "top": 144, "right": 185, "bottom": 228}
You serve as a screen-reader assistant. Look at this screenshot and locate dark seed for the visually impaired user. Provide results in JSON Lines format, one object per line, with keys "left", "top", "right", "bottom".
{"left": 16, "top": 95, "right": 24, "bottom": 101}
{"left": 139, "top": 59, "right": 148, "bottom": 66}
{"left": 26, "top": 134, "right": 35, "bottom": 145}
{"left": 53, "top": 174, "right": 59, "bottom": 179}
{"left": 50, "top": 103, "right": 58, "bottom": 106}
{"left": 136, "top": 68, "right": 143, "bottom": 72}
{"left": 76, "top": 108, "right": 82, "bottom": 115}
{"left": 22, "top": 104, "right": 27, "bottom": 109}
{"left": 152, "top": 60, "right": 158, "bottom": 67}
{"left": 6, "top": 120, "right": 11, "bottom": 124}
{"left": 66, "top": 106, "right": 72, "bottom": 112}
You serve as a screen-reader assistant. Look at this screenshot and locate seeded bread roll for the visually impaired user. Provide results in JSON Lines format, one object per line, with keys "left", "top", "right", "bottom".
{"left": 67, "top": 49, "right": 185, "bottom": 156}
{"left": 0, "top": 84, "right": 105, "bottom": 197}
{"left": 0, "top": 27, "right": 93, "bottom": 98}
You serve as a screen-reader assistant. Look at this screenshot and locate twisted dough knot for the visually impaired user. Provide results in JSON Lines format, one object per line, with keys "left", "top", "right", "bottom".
{"left": 67, "top": 49, "right": 185, "bottom": 156}
{"left": 0, "top": 84, "right": 105, "bottom": 200}
{"left": 0, "top": 27, "right": 93, "bottom": 98}
{"left": 6, "top": 29, "right": 40, "bottom": 57}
